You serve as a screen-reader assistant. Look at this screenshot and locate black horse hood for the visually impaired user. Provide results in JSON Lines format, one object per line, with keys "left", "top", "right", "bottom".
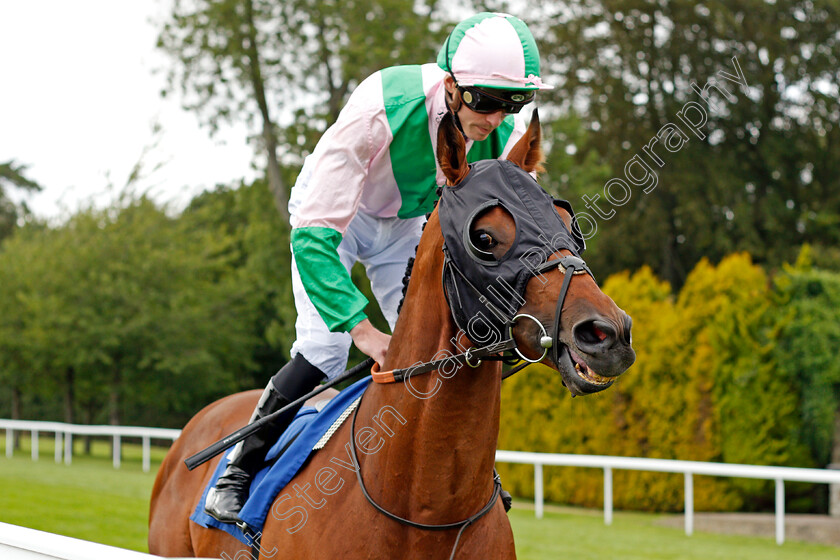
{"left": 437, "top": 159, "right": 587, "bottom": 343}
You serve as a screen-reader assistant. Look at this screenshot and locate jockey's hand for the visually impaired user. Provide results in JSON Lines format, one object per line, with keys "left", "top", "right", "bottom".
{"left": 349, "top": 319, "right": 391, "bottom": 367}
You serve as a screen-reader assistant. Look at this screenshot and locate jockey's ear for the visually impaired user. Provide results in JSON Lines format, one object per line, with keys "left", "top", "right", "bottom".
{"left": 505, "top": 108, "right": 545, "bottom": 175}
{"left": 437, "top": 112, "right": 470, "bottom": 185}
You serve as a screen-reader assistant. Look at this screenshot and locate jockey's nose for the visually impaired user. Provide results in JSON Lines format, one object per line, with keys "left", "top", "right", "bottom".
{"left": 485, "top": 110, "right": 505, "bottom": 128}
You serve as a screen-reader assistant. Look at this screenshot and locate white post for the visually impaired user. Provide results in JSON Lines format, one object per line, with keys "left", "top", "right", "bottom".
{"left": 113, "top": 435, "right": 121, "bottom": 469}
{"left": 776, "top": 478, "right": 785, "bottom": 545}
{"left": 54, "top": 432, "right": 62, "bottom": 463}
{"left": 64, "top": 432, "right": 72, "bottom": 465}
{"left": 5, "top": 428, "right": 12, "bottom": 458}
{"left": 534, "top": 463, "right": 544, "bottom": 519}
{"left": 31, "top": 430, "right": 38, "bottom": 461}
{"left": 684, "top": 472, "right": 694, "bottom": 536}
{"left": 604, "top": 466, "right": 613, "bottom": 525}
{"left": 142, "top": 436, "right": 151, "bottom": 473}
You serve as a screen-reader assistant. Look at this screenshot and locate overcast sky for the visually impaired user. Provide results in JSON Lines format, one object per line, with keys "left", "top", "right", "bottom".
{"left": 0, "top": 1, "right": 255, "bottom": 220}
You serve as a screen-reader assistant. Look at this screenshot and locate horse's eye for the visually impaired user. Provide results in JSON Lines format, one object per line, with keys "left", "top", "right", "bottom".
{"left": 471, "top": 230, "right": 498, "bottom": 252}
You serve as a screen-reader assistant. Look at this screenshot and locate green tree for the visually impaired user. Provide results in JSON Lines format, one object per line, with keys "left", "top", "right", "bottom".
{"left": 0, "top": 231, "right": 39, "bottom": 445}
{"left": 182, "top": 178, "right": 392, "bottom": 383}
{"left": 775, "top": 252, "right": 840, "bottom": 470}
{"left": 157, "top": 0, "right": 443, "bottom": 222}
{"left": 680, "top": 254, "right": 810, "bottom": 507}
{"left": 0, "top": 194, "right": 264, "bottom": 428}
{"left": 182, "top": 179, "right": 296, "bottom": 387}
{"left": 498, "top": 254, "right": 810, "bottom": 512}
{"left": 0, "top": 160, "right": 42, "bottom": 240}
{"left": 535, "top": 0, "right": 840, "bottom": 287}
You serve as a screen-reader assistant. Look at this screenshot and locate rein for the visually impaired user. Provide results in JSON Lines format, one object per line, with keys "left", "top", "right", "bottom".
{"left": 371, "top": 339, "right": 516, "bottom": 383}
{"left": 354, "top": 163, "right": 594, "bottom": 557}
{"left": 348, "top": 390, "right": 502, "bottom": 560}
{"left": 357, "top": 253, "right": 591, "bottom": 558}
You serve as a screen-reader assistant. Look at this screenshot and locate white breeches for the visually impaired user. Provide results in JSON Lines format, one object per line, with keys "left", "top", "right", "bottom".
{"left": 289, "top": 211, "right": 425, "bottom": 379}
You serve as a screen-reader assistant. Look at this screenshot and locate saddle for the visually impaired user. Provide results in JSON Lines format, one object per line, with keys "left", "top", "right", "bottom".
{"left": 190, "top": 377, "right": 370, "bottom": 544}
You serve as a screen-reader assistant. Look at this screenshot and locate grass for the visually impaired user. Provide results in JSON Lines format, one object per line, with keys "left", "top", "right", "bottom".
{"left": 508, "top": 505, "right": 839, "bottom": 560}
{"left": 0, "top": 434, "right": 165, "bottom": 552}
{"left": 1, "top": 434, "right": 839, "bottom": 558}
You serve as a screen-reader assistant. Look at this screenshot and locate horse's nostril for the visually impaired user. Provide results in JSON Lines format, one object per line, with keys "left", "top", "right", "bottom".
{"left": 574, "top": 320, "right": 616, "bottom": 348}
{"left": 592, "top": 324, "right": 609, "bottom": 341}
{"left": 623, "top": 314, "right": 633, "bottom": 345}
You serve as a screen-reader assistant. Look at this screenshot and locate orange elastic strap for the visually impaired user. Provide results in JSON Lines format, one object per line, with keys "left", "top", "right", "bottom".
{"left": 371, "top": 362, "right": 397, "bottom": 384}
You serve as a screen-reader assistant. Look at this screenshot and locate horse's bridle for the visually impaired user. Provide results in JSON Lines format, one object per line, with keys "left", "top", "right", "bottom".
{"left": 371, "top": 248, "right": 593, "bottom": 385}
{"left": 442, "top": 249, "right": 593, "bottom": 371}
{"left": 358, "top": 161, "right": 594, "bottom": 558}
{"left": 527, "top": 253, "right": 594, "bottom": 367}
{"left": 359, "top": 253, "right": 592, "bottom": 560}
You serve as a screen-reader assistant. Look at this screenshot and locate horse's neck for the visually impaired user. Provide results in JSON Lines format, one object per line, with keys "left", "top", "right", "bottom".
{"left": 357, "top": 212, "right": 501, "bottom": 521}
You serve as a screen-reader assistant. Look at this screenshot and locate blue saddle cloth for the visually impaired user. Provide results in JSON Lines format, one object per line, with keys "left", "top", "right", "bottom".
{"left": 190, "top": 376, "right": 370, "bottom": 544}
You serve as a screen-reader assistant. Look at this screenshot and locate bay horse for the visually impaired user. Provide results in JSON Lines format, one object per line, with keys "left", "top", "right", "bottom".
{"left": 149, "top": 111, "right": 635, "bottom": 559}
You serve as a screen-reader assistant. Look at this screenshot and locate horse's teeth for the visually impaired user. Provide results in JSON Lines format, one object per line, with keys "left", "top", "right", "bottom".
{"left": 575, "top": 363, "right": 581, "bottom": 371}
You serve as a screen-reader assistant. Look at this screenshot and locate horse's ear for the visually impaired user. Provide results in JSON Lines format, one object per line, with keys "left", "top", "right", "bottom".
{"left": 506, "top": 108, "right": 545, "bottom": 175}
{"left": 437, "top": 112, "right": 470, "bottom": 185}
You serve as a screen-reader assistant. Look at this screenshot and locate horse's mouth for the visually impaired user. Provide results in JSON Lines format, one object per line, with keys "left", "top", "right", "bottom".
{"left": 569, "top": 349, "right": 612, "bottom": 385}
{"left": 555, "top": 344, "right": 614, "bottom": 395}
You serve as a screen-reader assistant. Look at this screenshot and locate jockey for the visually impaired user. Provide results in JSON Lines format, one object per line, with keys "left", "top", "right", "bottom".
{"left": 205, "top": 12, "right": 553, "bottom": 523}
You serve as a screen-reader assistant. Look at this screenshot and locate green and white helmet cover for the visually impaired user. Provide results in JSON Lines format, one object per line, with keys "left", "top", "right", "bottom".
{"left": 437, "top": 12, "right": 553, "bottom": 91}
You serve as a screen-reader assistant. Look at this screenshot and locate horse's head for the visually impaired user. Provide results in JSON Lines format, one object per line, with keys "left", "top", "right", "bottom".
{"left": 436, "top": 110, "right": 635, "bottom": 395}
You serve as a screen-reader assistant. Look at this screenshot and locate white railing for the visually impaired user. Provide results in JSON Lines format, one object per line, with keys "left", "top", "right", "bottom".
{"left": 0, "top": 522, "right": 207, "bottom": 560}
{"left": 495, "top": 450, "right": 840, "bottom": 545}
{"left": 0, "top": 419, "right": 181, "bottom": 472}
{"left": 4, "top": 420, "right": 839, "bottom": 546}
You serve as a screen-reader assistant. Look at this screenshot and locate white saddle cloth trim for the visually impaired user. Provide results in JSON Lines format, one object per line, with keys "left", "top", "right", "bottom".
{"left": 312, "top": 396, "right": 362, "bottom": 450}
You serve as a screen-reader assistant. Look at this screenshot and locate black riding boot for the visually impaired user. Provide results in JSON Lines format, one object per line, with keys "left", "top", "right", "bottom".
{"left": 204, "top": 353, "right": 326, "bottom": 523}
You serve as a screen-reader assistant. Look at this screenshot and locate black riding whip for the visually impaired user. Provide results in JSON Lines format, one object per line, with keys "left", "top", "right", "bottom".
{"left": 183, "top": 357, "right": 374, "bottom": 471}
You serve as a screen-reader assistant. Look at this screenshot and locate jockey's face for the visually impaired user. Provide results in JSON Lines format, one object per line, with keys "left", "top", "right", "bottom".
{"left": 444, "top": 76, "right": 506, "bottom": 142}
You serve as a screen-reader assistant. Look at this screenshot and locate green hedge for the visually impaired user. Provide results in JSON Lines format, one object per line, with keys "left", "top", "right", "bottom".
{"left": 499, "top": 251, "right": 836, "bottom": 512}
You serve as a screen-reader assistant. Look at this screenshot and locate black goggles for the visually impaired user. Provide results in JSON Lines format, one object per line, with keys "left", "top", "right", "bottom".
{"left": 457, "top": 85, "right": 536, "bottom": 114}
